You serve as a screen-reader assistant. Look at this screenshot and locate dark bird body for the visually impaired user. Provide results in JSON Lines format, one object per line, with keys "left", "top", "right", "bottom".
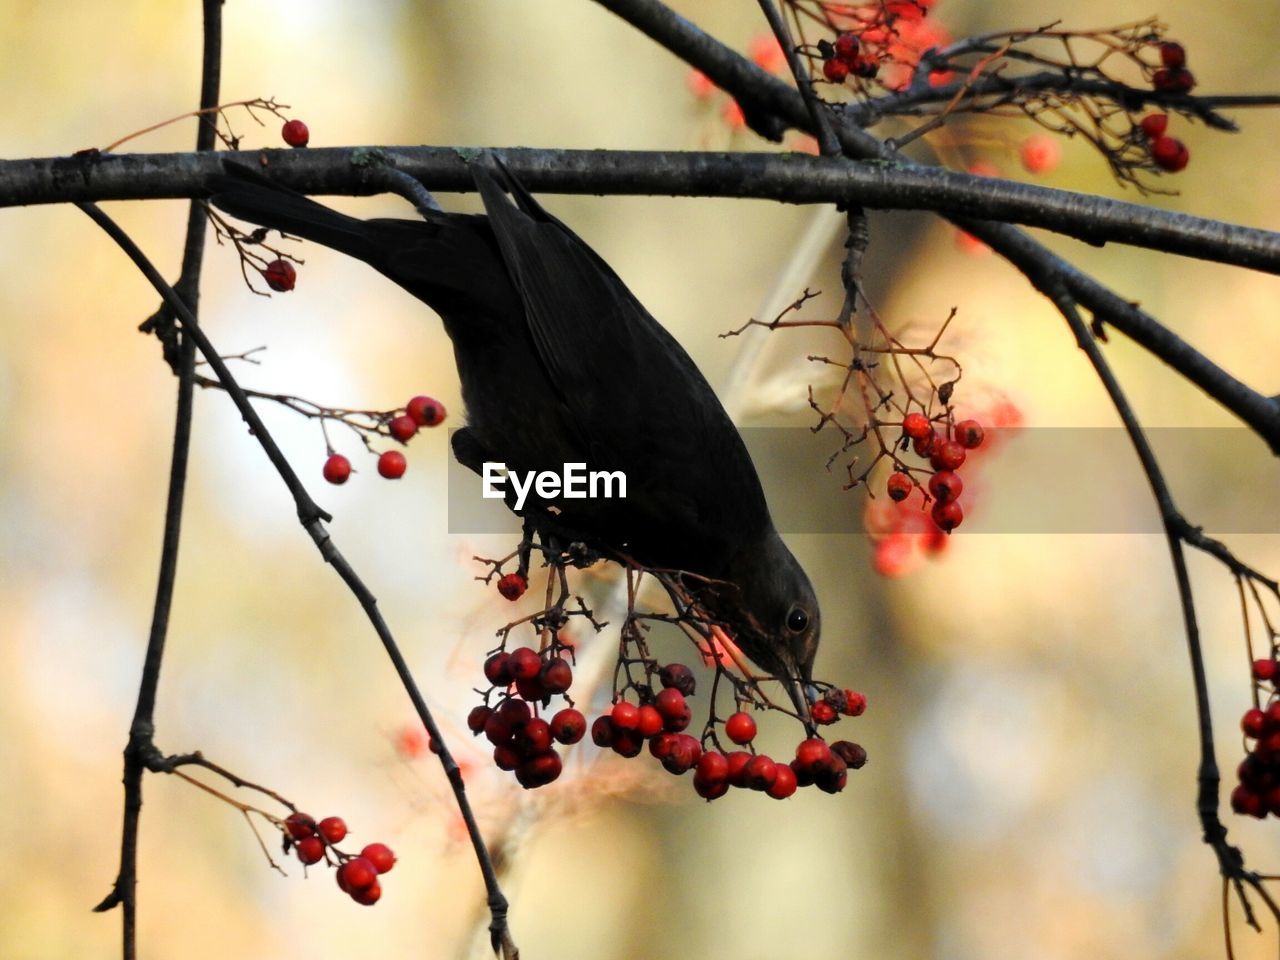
{"left": 209, "top": 159, "right": 821, "bottom": 695}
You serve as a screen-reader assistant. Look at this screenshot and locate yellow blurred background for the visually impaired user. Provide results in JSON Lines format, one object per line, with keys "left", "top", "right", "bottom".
{"left": 3, "top": 0, "right": 1280, "bottom": 957}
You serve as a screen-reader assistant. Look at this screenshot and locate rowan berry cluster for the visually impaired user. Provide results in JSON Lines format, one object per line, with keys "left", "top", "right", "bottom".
{"left": 886, "top": 413, "right": 985, "bottom": 533}
{"left": 282, "top": 812, "right": 396, "bottom": 906}
{"left": 817, "top": 31, "right": 880, "bottom": 83}
{"left": 322, "top": 394, "right": 446, "bottom": 485}
{"left": 1230, "top": 658, "right": 1280, "bottom": 819}
{"left": 1135, "top": 113, "right": 1188, "bottom": 174}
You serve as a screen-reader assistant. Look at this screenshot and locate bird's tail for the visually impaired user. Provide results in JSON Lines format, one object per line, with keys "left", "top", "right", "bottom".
{"left": 207, "top": 162, "right": 380, "bottom": 262}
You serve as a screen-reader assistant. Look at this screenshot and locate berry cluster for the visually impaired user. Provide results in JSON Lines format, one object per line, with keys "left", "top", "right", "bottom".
{"left": 282, "top": 812, "right": 396, "bottom": 906}
{"left": 818, "top": 31, "right": 880, "bottom": 83}
{"left": 1150, "top": 41, "right": 1194, "bottom": 95}
{"left": 886, "top": 413, "right": 985, "bottom": 533}
{"left": 468, "top": 639, "right": 582, "bottom": 789}
{"left": 1135, "top": 113, "right": 1188, "bottom": 174}
{"left": 1231, "top": 658, "right": 1280, "bottom": 818}
{"left": 322, "top": 394, "right": 446, "bottom": 485}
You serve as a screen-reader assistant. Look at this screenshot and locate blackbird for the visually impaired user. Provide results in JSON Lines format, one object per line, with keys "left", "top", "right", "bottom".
{"left": 209, "top": 158, "right": 821, "bottom": 710}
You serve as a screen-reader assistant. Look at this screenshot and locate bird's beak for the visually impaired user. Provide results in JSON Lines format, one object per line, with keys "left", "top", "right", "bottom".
{"left": 785, "top": 674, "right": 812, "bottom": 720}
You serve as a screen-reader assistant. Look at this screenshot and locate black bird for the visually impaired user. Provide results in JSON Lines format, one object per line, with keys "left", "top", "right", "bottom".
{"left": 209, "top": 158, "right": 821, "bottom": 709}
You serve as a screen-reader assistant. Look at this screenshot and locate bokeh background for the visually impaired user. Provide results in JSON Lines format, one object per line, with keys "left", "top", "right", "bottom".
{"left": 3, "top": 0, "right": 1280, "bottom": 957}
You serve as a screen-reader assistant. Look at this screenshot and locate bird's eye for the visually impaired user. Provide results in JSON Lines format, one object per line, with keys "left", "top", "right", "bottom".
{"left": 786, "top": 607, "right": 809, "bottom": 633}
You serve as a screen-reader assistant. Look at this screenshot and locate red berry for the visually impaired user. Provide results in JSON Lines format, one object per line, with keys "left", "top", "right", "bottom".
{"left": 350, "top": 880, "right": 382, "bottom": 905}
{"left": 515, "top": 750, "right": 563, "bottom": 788}
{"left": 726, "top": 751, "right": 754, "bottom": 788}
{"left": 295, "top": 836, "right": 325, "bottom": 865}
{"left": 514, "top": 718, "right": 552, "bottom": 755}
{"left": 794, "top": 737, "right": 833, "bottom": 775}
{"left": 931, "top": 500, "right": 963, "bottom": 532}
{"left": 1231, "top": 785, "right": 1266, "bottom": 818}
{"left": 262, "top": 259, "right": 296, "bottom": 292}
{"left": 1159, "top": 42, "right": 1186, "bottom": 69}
{"left": 483, "top": 714, "right": 513, "bottom": 746}
{"left": 1138, "top": 113, "right": 1168, "bottom": 139}
{"left": 887, "top": 472, "right": 912, "bottom": 502}
{"left": 389, "top": 415, "right": 418, "bottom": 443}
{"left": 695, "top": 751, "right": 730, "bottom": 786}
{"left": 508, "top": 647, "right": 540, "bottom": 680}
{"left": 902, "top": 412, "right": 931, "bottom": 440}
{"left": 493, "top": 743, "right": 519, "bottom": 771}
{"left": 1254, "top": 659, "right": 1279, "bottom": 682}
{"left": 834, "top": 32, "right": 860, "bottom": 62}
{"left": 322, "top": 453, "right": 352, "bottom": 485}
{"left": 636, "top": 704, "right": 665, "bottom": 738}
{"left": 496, "top": 697, "right": 532, "bottom": 727}
{"left": 839, "top": 690, "right": 867, "bottom": 717}
{"left": 497, "top": 573, "right": 528, "bottom": 601}
{"left": 659, "top": 662, "right": 697, "bottom": 696}
{"left": 590, "top": 716, "right": 615, "bottom": 747}
{"left": 337, "top": 856, "right": 378, "bottom": 891}
{"left": 1243, "top": 708, "right": 1267, "bottom": 738}
{"left": 744, "top": 755, "right": 778, "bottom": 791}
{"left": 1150, "top": 136, "right": 1189, "bottom": 172}
{"left": 831, "top": 740, "right": 868, "bottom": 769}
{"left": 851, "top": 56, "right": 879, "bottom": 79}
{"left": 467, "top": 705, "right": 493, "bottom": 734}
{"left": 1152, "top": 67, "right": 1195, "bottom": 94}
{"left": 284, "top": 812, "right": 316, "bottom": 840}
{"left": 694, "top": 776, "right": 730, "bottom": 800}
{"left": 483, "top": 652, "right": 513, "bottom": 686}
{"left": 281, "top": 118, "right": 310, "bottom": 148}
{"left": 405, "top": 395, "right": 446, "bottom": 427}
{"left": 811, "top": 700, "right": 838, "bottom": 725}
{"left": 912, "top": 431, "right": 938, "bottom": 458}
{"left": 954, "top": 419, "right": 985, "bottom": 449}
{"left": 540, "top": 657, "right": 573, "bottom": 694}
{"left": 377, "top": 450, "right": 407, "bottom": 479}
{"left": 767, "top": 763, "right": 798, "bottom": 799}
{"left": 928, "top": 470, "right": 963, "bottom": 503}
{"left": 814, "top": 754, "right": 849, "bottom": 794}
{"left": 515, "top": 674, "right": 546, "bottom": 703}
{"left": 361, "top": 842, "right": 396, "bottom": 874}
{"left": 1266, "top": 701, "right": 1280, "bottom": 726}
{"left": 611, "top": 728, "right": 645, "bottom": 758}
{"left": 661, "top": 734, "right": 702, "bottom": 775}
{"left": 655, "top": 687, "right": 687, "bottom": 720}
{"left": 931, "top": 439, "right": 966, "bottom": 471}
{"left": 649, "top": 732, "right": 678, "bottom": 761}
{"left": 318, "top": 816, "right": 347, "bottom": 844}
{"left": 550, "top": 708, "right": 586, "bottom": 745}
{"left": 725, "top": 711, "right": 757, "bottom": 745}
{"left": 822, "top": 57, "right": 850, "bottom": 83}
{"left": 611, "top": 700, "right": 641, "bottom": 730}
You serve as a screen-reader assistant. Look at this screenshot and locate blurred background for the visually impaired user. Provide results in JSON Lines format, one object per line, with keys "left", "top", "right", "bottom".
{"left": 3, "top": 0, "right": 1280, "bottom": 957}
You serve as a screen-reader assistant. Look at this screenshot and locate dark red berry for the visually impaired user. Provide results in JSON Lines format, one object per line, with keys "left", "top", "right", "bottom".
{"left": 508, "top": 646, "right": 541, "bottom": 680}
{"left": 661, "top": 734, "right": 702, "bottom": 775}
{"left": 351, "top": 880, "right": 382, "bottom": 905}
{"left": 361, "top": 842, "right": 396, "bottom": 874}
{"left": 262, "top": 259, "right": 296, "bottom": 292}
{"left": 694, "top": 776, "right": 730, "bottom": 800}
{"left": 744, "top": 755, "right": 778, "bottom": 791}
{"left": 389, "top": 415, "right": 418, "bottom": 443}
{"left": 834, "top": 32, "right": 860, "bottom": 62}
{"left": 281, "top": 119, "right": 310, "bottom": 148}
{"left": 822, "top": 57, "right": 850, "bottom": 83}
{"left": 793, "top": 737, "right": 832, "bottom": 776}
{"left": 295, "top": 836, "right": 325, "bottom": 865}
{"left": 887, "top": 472, "right": 912, "bottom": 502}
{"left": 1150, "top": 136, "right": 1189, "bottom": 172}
{"left": 695, "top": 751, "right": 730, "bottom": 786}
{"left": 954, "top": 419, "right": 985, "bottom": 449}
{"left": 515, "top": 750, "right": 563, "bottom": 788}
{"left": 1152, "top": 67, "right": 1195, "bottom": 94}
{"left": 377, "top": 450, "right": 407, "bottom": 479}
{"left": 725, "top": 711, "right": 757, "bottom": 745}
{"left": 767, "top": 763, "right": 798, "bottom": 799}
{"left": 931, "top": 439, "right": 966, "bottom": 471}
{"left": 928, "top": 470, "right": 963, "bottom": 503}
{"left": 1138, "top": 113, "right": 1168, "bottom": 139}
{"left": 1254, "top": 659, "right": 1279, "bottom": 682}
{"left": 1231, "top": 785, "right": 1266, "bottom": 818}
{"left": 611, "top": 728, "right": 645, "bottom": 758}
{"left": 912, "top": 431, "right": 937, "bottom": 458}
{"left": 902, "top": 412, "right": 931, "bottom": 440}
{"left": 655, "top": 687, "right": 688, "bottom": 721}
{"left": 931, "top": 500, "right": 963, "bottom": 532}
{"left": 540, "top": 657, "right": 573, "bottom": 694}
{"left": 496, "top": 697, "right": 532, "bottom": 728}
{"left": 814, "top": 754, "right": 849, "bottom": 794}
{"left": 467, "top": 705, "right": 493, "bottom": 734}
{"left": 483, "top": 714, "right": 513, "bottom": 746}
{"left": 493, "top": 743, "right": 520, "bottom": 771}
{"left": 497, "top": 573, "right": 528, "bottom": 601}
{"left": 1159, "top": 42, "right": 1186, "bottom": 69}
{"left": 322, "top": 453, "right": 352, "bottom": 485}
{"left": 483, "top": 652, "right": 513, "bottom": 686}
{"left": 515, "top": 674, "right": 546, "bottom": 703}
{"left": 649, "top": 732, "right": 678, "bottom": 761}
{"left": 1243, "top": 708, "right": 1267, "bottom": 739}
{"left": 659, "top": 662, "right": 697, "bottom": 696}
{"left": 284, "top": 812, "right": 316, "bottom": 840}
{"left": 514, "top": 718, "right": 552, "bottom": 755}
{"left": 550, "top": 708, "right": 586, "bottom": 745}
{"left": 726, "top": 751, "right": 754, "bottom": 788}
{"left": 852, "top": 56, "right": 879, "bottom": 79}
{"left": 591, "top": 716, "right": 615, "bottom": 747}
{"left": 318, "top": 816, "right": 347, "bottom": 844}
{"left": 405, "top": 395, "right": 446, "bottom": 427}
{"left": 831, "top": 740, "right": 867, "bottom": 769}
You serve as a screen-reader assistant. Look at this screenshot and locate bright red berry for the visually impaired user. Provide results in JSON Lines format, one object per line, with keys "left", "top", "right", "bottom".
{"left": 726, "top": 751, "right": 754, "bottom": 788}
{"left": 550, "top": 708, "right": 586, "bottom": 745}
{"left": 281, "top": 119, "right": 310, "bottom": 148}
{"left": 1254, "top": 659, "right": 1279, "bottom": 682}
{"left": 318, "top": 816, "right": 347, "bottom": 844}
{"left": 887, "top": 472, "right": 912, "bottom": 502}
{"left": 822, "top": 57, "right": 850, "bottom": 83}
{"left": 928, "top": 470, "right": 963, "bottom": 503}
{"left": 377, "top": 450, "right": 407, "bottom": 479}
{"left": 389, "top": 415, "right": 418, "bottom": 443}
{"left": 405, "top": 395, "right": 446, "bottom": 427}
{"left": 649, "top": 732, "right": 678, "bottom": 761}
{"left": 811, "top": 700, "right": 838, "bottom": 725}
{"left": 337, "top": 856, "right": 378, "bottom": 891}
{"left": 295, "top": 836, "right": 325, "bottom": 865}
{"left": 351, "top": 880, "right": 382, "bottom": 905}
{"left": 794, "top": 737, "right": 833, "bottom": 776}
{"left": 902, "top": 412, "right": 931, "bottom": 440}
{"left": 1138, "top": 113, "right": 1168, "bottom": 138}
{"left": 361, "top": 843, "right": 396, "bottom": 874}
{"left": 1150, "top": 136, "right": 1189, "bottom": 172}
{"left": 1243, "top": 708, "right": 1267, "bottom": 738}
{"left": 767, "top": 763, "right": 798, "bottom": 799}
{"left": 636, "top": 704, "right": 665, "bottom": 738}
{"left": 1159, "top": 42, "right": 1186, "bottom": 69}
{"left": 262, "top": 259, "right": 296, "bottom": 292}
{"left": 834, "top": 32, "right": 860, "bottom": 63}
{"left": 611, "top": 701, "right": 641, "bottom": 730}
{"left": 931, "top": 500, "right": 964, "bottom": 532}
{"left": 954, "top": 419, "right": 985, "bottom": 449}
{"left": 497, "top": 573, "right": 528, "bottom": 601}
{"left": 322, "top": 453, "right": 352, "bottom": 485}
{"left": 284, "top": 812, "right": 316, "bottom": 840}
{"left": 931, "top": 439, "right": 966, "bottom": 471}
{"left": 695, "top": 751, "right": 730, "bottom": 786}
{"left": 744, "top": 754, "right": 779, "bottom": 791}
{"left": 725, "top": 711, "right": 757, "bottom": 745}
{"left": 839, "top": 689, "right": 867, "bottom": 717}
